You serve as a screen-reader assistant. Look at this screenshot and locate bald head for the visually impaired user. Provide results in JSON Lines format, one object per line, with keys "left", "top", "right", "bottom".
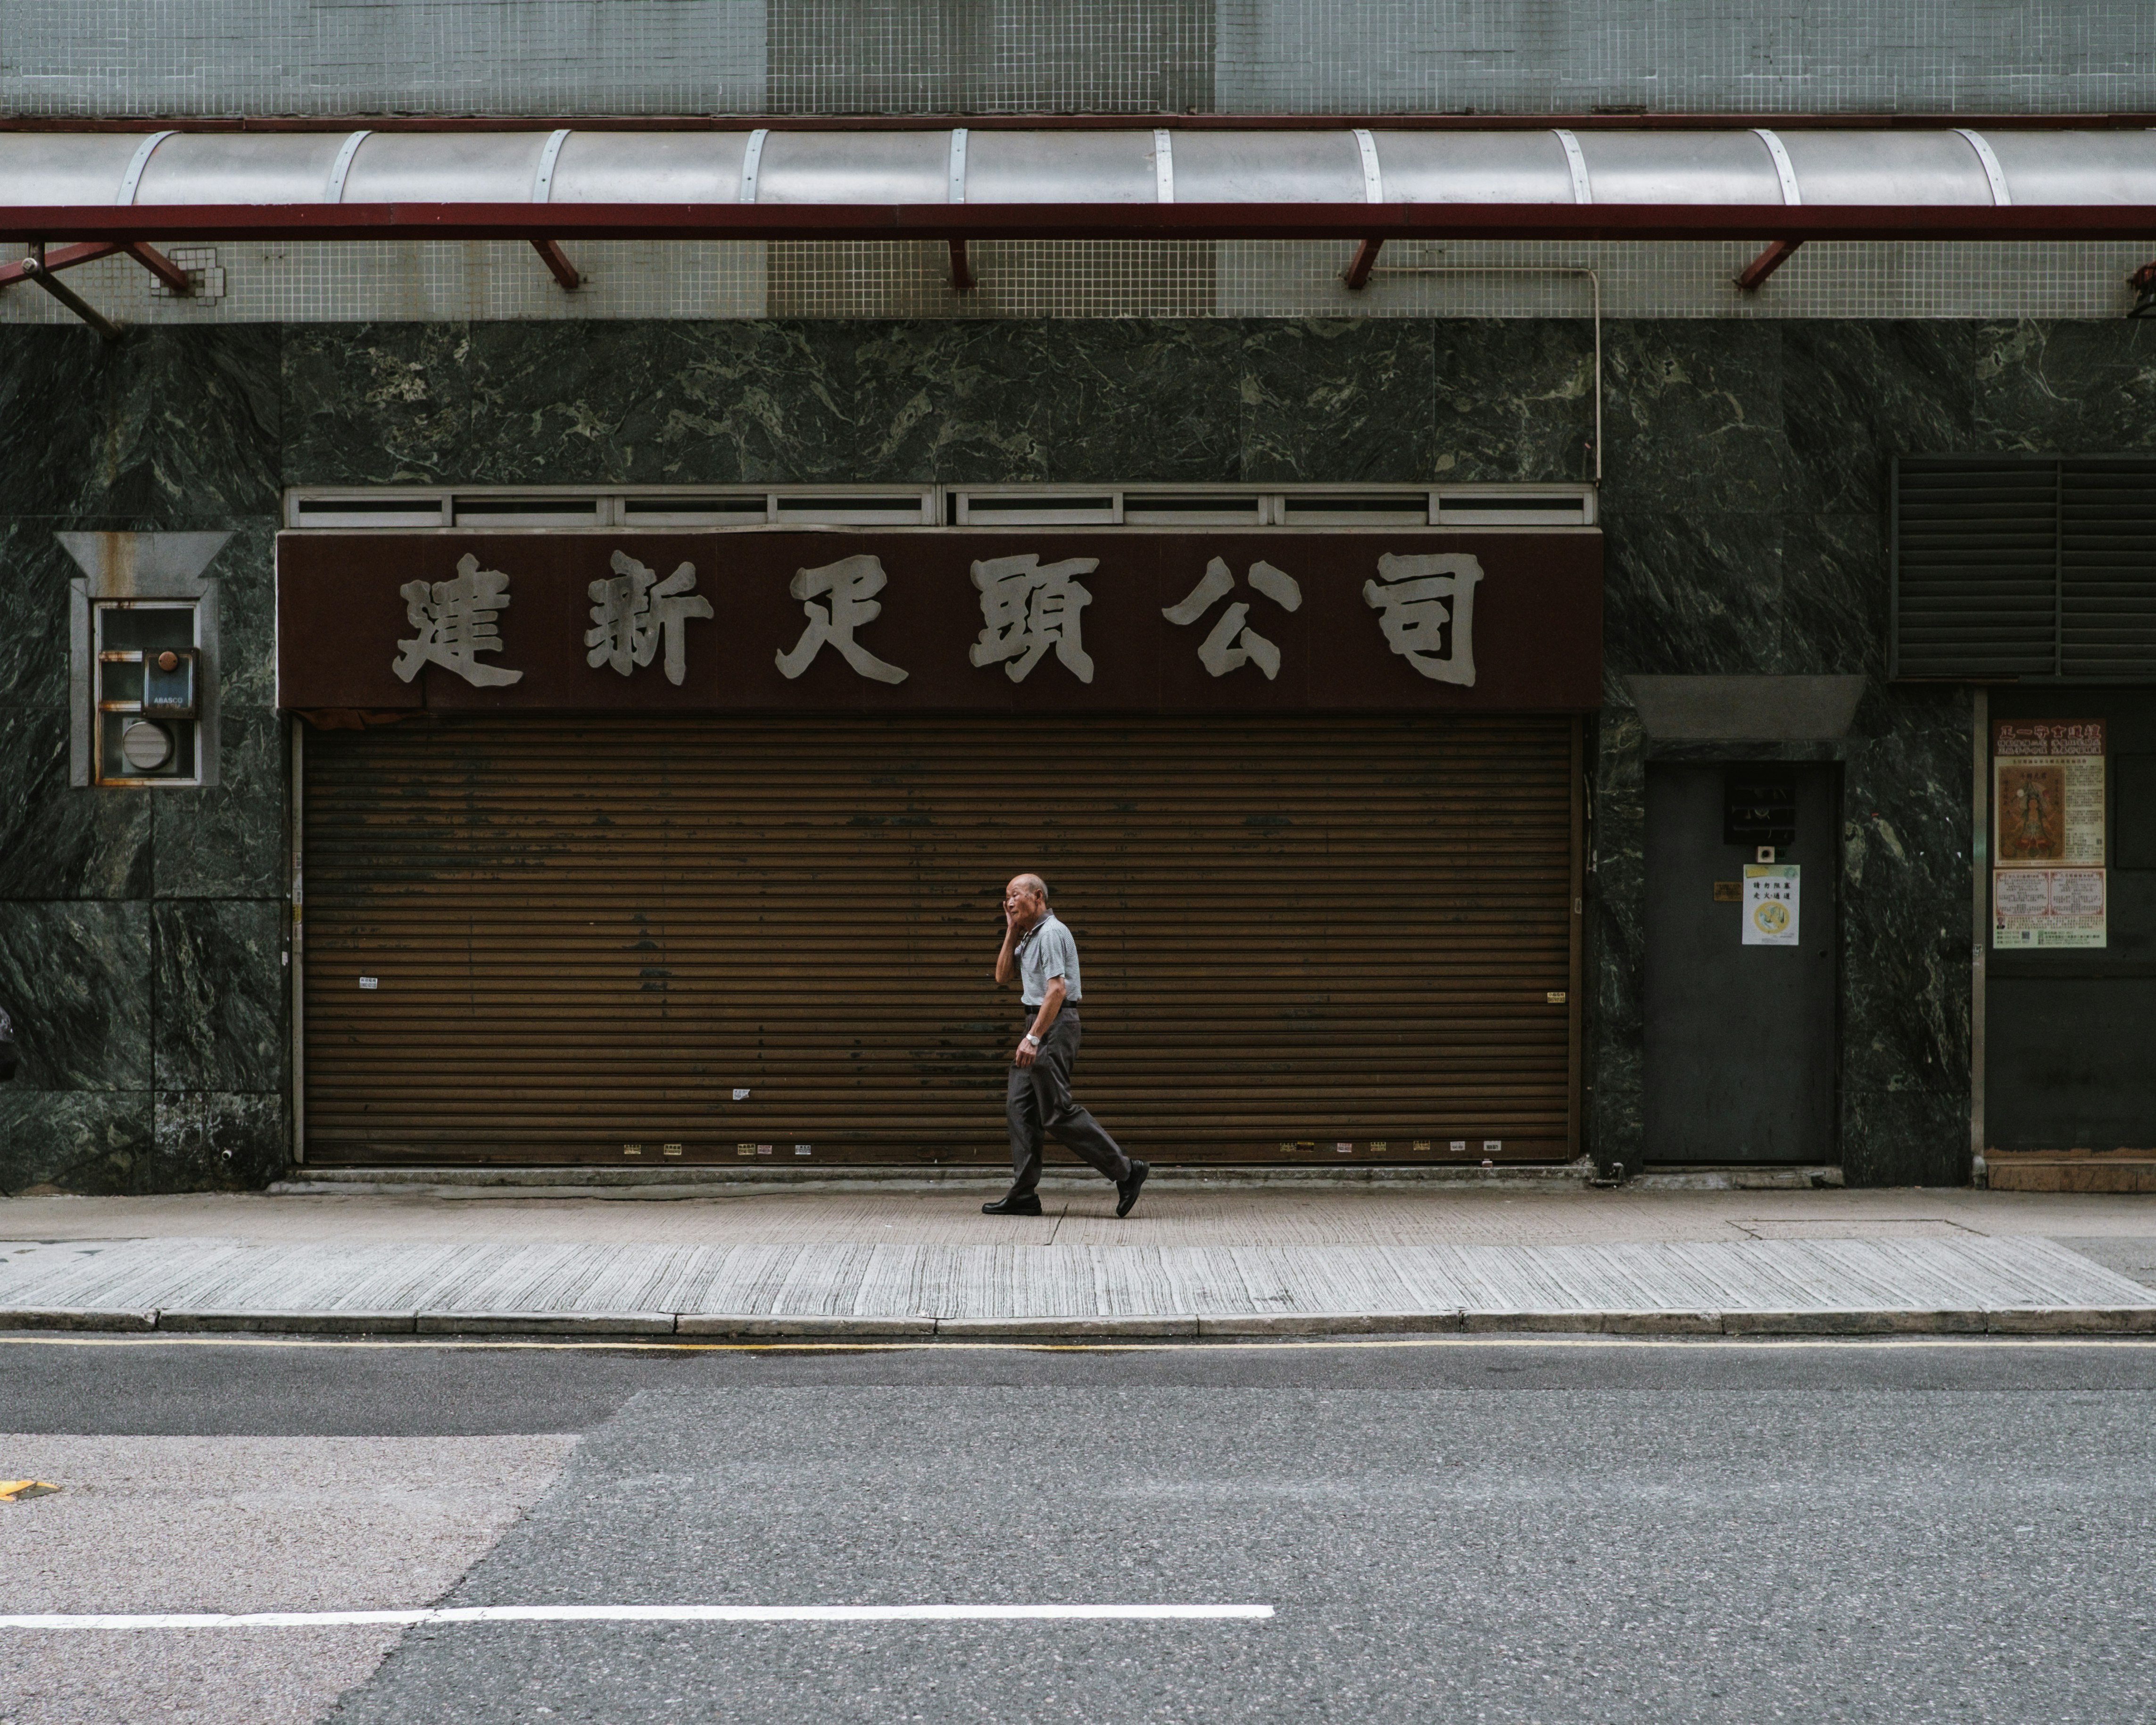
{"left": 1003, "top": 873, "right": 1049, "bottom": 929}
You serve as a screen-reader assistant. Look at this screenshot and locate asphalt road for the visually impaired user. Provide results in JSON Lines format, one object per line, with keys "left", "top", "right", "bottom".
{"left": 5, "top": 1335, "right": 2155, "bottom": 1724}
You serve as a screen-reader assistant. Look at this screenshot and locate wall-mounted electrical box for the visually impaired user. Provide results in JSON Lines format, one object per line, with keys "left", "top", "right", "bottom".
{"left": 94, "top": 605, "right": 204, "bottom": 784}
{"left": 64, "top": 531, "right": 227, "bottom": 790}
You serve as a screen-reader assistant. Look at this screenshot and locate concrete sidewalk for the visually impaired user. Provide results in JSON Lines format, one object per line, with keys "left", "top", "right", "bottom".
{"left": 3, "top": 1184, "right": 2154, "bottom": 1339}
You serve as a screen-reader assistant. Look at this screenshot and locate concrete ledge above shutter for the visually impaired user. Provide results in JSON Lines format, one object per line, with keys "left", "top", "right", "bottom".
{"left": 1625, "top": 675, "right": 1867, "bottom": 742}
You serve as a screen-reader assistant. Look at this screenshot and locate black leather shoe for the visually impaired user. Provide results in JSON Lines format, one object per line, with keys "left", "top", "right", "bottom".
{"left": 1115, "top": 1160, "right": 1150, "bottom": 1218}
{"left": 982, "top": 1193, "right": 1043, "bottom": 1217}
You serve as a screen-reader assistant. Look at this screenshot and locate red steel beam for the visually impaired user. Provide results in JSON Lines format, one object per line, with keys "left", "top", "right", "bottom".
{"left": 0, "top": 240, "right": 190, "bottom": 292}
{"left": 0, "top": 239, "right": 123, "bottom": 288}
{"left": 530, "top": 238, "right": 581, "bottom": 289}
{"left": 3, "top": 236, "right": 186, "bottom": 293}
{"left": 6, "top": 203, "right": 2156, "bottom": 246}
{"left": 6, "top": 114, "right": 2156, "bottom": 134}
{"left": 0, "top": 239, "right": 190, "bottom": 293}
{"left": 1734, "top": 239, "right": 1802, "bottom": 291}
{"left": 33, "top": 269, "right": 121, "bottom": 338}
{"left": 123, "top": 240, "right": 193, "bottom": 293}
{"left": 1343, "top": 236, "right": 1385, "bottom": 290}
{"left": 15, "top": 245, "right": 122, "bottom": 339}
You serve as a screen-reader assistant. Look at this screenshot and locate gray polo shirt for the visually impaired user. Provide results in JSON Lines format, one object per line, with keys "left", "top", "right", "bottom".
{"left": 1014, "top": 911, "right": 1082, "bottom": 1007}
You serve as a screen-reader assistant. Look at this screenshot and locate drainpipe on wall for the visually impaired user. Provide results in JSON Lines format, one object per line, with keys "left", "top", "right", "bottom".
{"left": 1970, "top": 687, "right": 1988, "bottom": 1186}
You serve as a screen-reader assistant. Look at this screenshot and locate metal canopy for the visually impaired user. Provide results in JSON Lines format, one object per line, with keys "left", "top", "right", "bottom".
{"left": 4, "top": 124, "right": 2153, "bottom": 332}
{"left": 3, "top": 124, "right": 2154, "bottom": 240}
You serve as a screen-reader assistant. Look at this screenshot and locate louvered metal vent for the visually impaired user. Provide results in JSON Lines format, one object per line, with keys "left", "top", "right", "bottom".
{"left": 1893, "top": 457, "right": 2156, "bottom": 682}
{"left": 2062, "top": 463, "right": 2156, "bottom": 678}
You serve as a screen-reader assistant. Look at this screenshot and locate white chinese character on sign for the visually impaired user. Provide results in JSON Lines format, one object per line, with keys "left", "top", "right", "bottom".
{"left": 774, "top": 554, "right": 909, "bottom": 685}
{"left": 1161, "top": 556, "right": 1303, "bottom": 680}
{"left": 585, "top": 550, "right": 713, "bottom": 687}
{"left": 1362, "top": 552, "right": 1483, "bottom": 686}
{"left": 969, "top": 554, "right": 1097, "bottom": 684}
{"left": 392, "top": 554, "right": 524, "bottom": 687}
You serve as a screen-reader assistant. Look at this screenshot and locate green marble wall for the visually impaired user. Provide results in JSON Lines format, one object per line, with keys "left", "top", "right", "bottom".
{"left": 7, "top": 315, "right": 2153, "bottom": 1189}
{"left": 0, "top": 329, "right": 285, "bottom": 1192}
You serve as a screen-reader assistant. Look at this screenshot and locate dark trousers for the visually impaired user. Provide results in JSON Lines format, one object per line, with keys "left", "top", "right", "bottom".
{"left": 1006, "top": 1007, "right": 1133, "bottom": 1194}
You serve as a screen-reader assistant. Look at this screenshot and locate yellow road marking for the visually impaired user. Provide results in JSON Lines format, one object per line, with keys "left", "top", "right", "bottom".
{"left": 0, "top": 1332, "right": 2153, "bottom": 1355}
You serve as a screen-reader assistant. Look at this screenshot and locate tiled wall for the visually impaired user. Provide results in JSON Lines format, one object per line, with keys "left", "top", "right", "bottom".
{"left": 1214, "top": 1, "right": 2156, "bottom": 116}
{"left": 8, "top": 0, "right": 2152, "bottom": 116}
{"left": 767, "top": 0, "right": 1213, "bottom": 115}
{"left": 0, "top": 0, "right": 766, "bottom": 116}
{"left": 2, "top": 239, "right": 2148, "bottom": 328}
{"left": 9, "top": 313, "right": 2154, "bottom": 1190}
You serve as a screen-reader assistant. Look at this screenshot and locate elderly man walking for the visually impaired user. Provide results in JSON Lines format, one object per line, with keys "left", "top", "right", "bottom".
{"left": 983, "top": 873, "right": 1148, "bottom": 1218}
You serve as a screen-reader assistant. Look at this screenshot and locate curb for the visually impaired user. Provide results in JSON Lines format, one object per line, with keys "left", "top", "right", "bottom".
{"left": 935, "top": 1316, "right": 1200, "bottom": 1340}
{"left": 1983, "top": 1306, "right": 2156, "bottom": 1335}
{"left": 1196, "top": 1312, "right": 1462, "bottom": 1336}
{"left": 157, "top": 1310, "right": 420, "bottom": 1335}
{"left": 1721, "top": 1309, "right": 1990, "bottom": 1336}
{"left": 4, "top": 1305, "right": 2154, "bottom": 1339}
{"left": 265, "top": 1158, "right": 1610, "bottom": 1199}
{"left": 1461, "top": 1310, "right": 1620, "bottom": 1334}
{"left": 413, "top": 1311, "right": 677, "bottom": 1336}
{"left": 1601, "top": 1311, "right": 1725, "bottom": 1335}
{"left": 0, "top": 1307, "right": 158, "bottom": 1333}
{"left": 677, "top": 1315, "right": 936, "bottom": 1338}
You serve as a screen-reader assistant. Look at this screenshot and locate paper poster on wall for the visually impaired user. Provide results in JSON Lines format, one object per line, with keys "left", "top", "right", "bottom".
{"left": 1992, "top": 867, "right": 2108, "bottom": 949}
{"left": 1742, "top": 863, "right": 1800, "bottom": 946}
{"left": 1992, "top": 719, "right": 2106, "bottom": 948}
{"left": 1994, "top": 720, "right": 2105, "bottom": 867}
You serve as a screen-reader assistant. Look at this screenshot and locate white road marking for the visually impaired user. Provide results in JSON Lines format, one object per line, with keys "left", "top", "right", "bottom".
{"left": 0, "top": 1604, "right": 1275, "bottom": 1630}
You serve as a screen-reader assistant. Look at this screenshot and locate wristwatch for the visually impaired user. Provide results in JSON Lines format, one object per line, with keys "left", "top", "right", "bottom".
{"left": 1022, "top": 1033, "right": 1041, "bottom": 1048}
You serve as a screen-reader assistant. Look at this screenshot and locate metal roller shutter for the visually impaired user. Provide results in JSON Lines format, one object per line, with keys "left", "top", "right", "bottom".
{"left": 300, "top": 712, "right": 1581, "bottom": 1166}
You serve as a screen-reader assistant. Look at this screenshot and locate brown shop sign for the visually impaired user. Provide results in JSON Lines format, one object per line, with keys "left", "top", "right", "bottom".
{"left": 277, "top": 531, "right": 1603, "bottom": 714}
